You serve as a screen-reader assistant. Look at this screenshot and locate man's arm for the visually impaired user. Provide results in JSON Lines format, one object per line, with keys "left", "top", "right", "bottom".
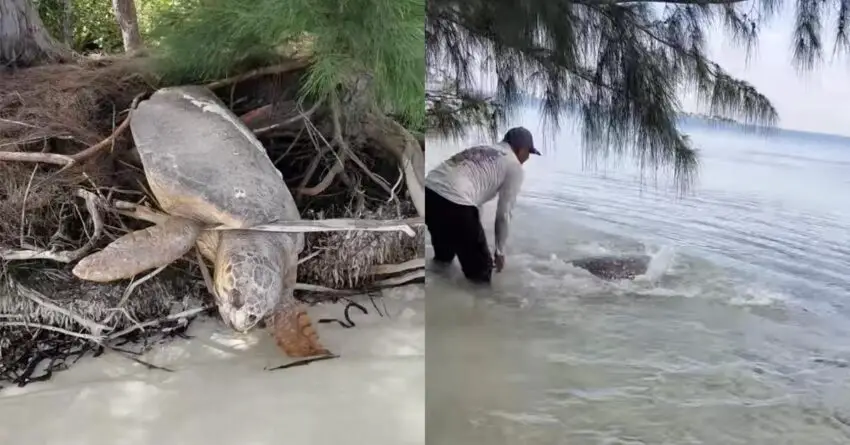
{"left": 494, "top": 163, "right": 524, "bottom": 256}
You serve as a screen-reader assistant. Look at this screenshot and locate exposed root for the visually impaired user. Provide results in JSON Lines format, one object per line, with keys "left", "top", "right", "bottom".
{"left": 298, "top": 158, "right": 345, "bottom": 196}
{"left": 358, "top": 112, "right": 425, "bottom": 217}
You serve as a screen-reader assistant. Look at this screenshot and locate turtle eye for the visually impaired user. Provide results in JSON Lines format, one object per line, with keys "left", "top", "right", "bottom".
{"left": 229, "top": 288, "right": 244, "bottom": 309}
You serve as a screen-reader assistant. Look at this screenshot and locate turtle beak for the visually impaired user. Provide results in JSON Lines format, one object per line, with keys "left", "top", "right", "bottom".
{"left": 221, "top": 308, "right": 261, "bottom": 333}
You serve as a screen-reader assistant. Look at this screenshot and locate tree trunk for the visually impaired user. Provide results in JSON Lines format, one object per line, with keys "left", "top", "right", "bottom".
{"left": 111, "top": 0, "right": 142, "bottom": 53}
{"left": 61, "top": 0, "right": 72, "bottom": 45}
{"left": 0, "top": 0, "right": 71, "bottom": 67}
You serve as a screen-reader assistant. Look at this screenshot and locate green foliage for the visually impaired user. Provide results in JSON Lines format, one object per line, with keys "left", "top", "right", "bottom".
{"left": 149, "top": 0, "right": 425, "bottom": 129}
{"left": 34, "top": 0, "right": 208, "bottom": 53}
{"left": 427, "top": 0, "right": 846, "bottom": 190}
{"left": 136, "top": 0, "right": 188, "bottom": 37}
{"left": 36, "top": 0, "right": 123, "bottom": 52}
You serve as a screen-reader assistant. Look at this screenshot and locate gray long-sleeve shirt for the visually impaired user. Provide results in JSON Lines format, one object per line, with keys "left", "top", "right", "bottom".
{"left": 425, "top": 142, "right": 524, "bottom": 255}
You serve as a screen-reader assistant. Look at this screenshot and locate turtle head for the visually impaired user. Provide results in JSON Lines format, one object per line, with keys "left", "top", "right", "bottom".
{"left": 213, "top": 235, "right": 295, "bottom": 333}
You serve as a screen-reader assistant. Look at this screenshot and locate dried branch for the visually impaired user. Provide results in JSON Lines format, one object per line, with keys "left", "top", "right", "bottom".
{"left": 374, "top": 269, "right": 424, "bottom": 287}
{"left": 254, "top": 102, "right": 321, "bottom": 135}
{"left": 204, "top": 59, "right": 311, "bottom": 90}
{"left": 370, "top": 258, "right": 425, "bottom": 275}
{"left": 90, "top": 191, "right": 423, "bottom": 236}
{"left": 106, "top": 306, "right": 213, "bottom": 340}
{"left": 239, "top": 105, "right": 273, "bottom": 124}
{"left": 210, "top": 218, "right": 423, "bottom": 237}
{"left": 0, "top": 322, "right": 102, "bottom": 342}
{"left": 0, "top": 93, "right": 145, "bottom": 167}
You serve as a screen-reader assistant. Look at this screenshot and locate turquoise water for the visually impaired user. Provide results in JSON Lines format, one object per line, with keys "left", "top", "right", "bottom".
{"left": 426, "top": 109, "right": 850, "bottom": 444}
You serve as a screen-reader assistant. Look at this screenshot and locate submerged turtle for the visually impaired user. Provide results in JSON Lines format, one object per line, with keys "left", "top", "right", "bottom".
{"left": 72, "top": 85, "right": 329, "bottom": 357}
{"left": 570, "top": 254, "right": 652, "bottom": 280}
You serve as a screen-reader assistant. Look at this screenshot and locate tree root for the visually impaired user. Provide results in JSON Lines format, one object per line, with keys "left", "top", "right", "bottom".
{"left": 359, "top": 113, "right": 425, "bottom": 217}
{"left": 298, "top": 157, "right": 346, "bottom": 196}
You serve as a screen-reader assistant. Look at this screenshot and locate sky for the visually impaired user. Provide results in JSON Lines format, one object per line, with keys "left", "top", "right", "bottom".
{"left": 681, "top": 7, "right": 850, "bottom": 136}
{"left": 430, "top": 3, "right": 850, "bottom": 137}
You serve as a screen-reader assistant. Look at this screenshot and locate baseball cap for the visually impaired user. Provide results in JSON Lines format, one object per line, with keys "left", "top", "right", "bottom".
{"left": 502, "top": 127, "right": 541, "bottom": 155}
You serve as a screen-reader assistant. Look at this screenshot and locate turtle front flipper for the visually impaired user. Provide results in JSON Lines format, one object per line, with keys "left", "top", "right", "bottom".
{"left": 268, "top": 307, "right": 331, "bottom": 357}
{"left": 267, "top": 243, "right": 330, "bottom": 357}
{"left": 73, "top": 217, "right": 203, "bottom": 282}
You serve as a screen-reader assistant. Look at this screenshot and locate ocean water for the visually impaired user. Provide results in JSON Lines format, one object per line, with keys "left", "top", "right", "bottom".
{"left": 425, "top": 109, "right": 850, "bottom": 444}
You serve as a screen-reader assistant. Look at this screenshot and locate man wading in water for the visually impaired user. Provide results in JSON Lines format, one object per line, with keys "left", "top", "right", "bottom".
{"left": 425, "top": 127, "right": 540, "bottom": 283}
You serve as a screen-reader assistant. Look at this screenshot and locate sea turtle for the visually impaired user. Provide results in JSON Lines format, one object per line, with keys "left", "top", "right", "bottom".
{"left": 72, "top": 85, "right": 329, "bottom": 357}
{"left": 570, "top": 254, "right": 652, "bottom": 280}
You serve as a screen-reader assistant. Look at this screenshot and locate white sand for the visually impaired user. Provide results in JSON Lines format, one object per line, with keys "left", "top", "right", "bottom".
{"left": 0, "top": 285, "right": 424, "bottom": 445}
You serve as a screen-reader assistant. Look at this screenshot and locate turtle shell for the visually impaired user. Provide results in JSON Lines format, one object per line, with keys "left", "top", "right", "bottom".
{"left": 130, "top": 85, "right": 300, "bottom": 229}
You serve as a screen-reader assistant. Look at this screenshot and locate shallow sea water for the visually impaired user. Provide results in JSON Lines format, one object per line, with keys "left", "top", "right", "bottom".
{"left": 425, "top": 112, "right": 850, "bottom": 444}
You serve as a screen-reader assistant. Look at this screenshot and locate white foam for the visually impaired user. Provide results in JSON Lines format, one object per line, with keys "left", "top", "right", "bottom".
{"left": 499, "top": 240, "right": 798, "bottom": 311}
{"left": 638, "top": 245, "right": 677, "bottom": 282}
{"left": 487, "top": 410, "right": 561, "bottom": 425}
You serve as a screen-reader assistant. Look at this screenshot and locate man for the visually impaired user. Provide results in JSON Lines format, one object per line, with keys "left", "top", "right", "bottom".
{"left": 425, "top": 127, "right": 540, "bottom": 283}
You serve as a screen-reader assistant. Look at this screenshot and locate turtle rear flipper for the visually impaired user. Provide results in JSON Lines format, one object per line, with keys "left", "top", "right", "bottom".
{"left": 73, "top": 217, "right": 203, "bottom": 282}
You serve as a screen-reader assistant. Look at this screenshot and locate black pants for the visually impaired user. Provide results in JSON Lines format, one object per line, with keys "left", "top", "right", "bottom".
{"left": 425, "top": 187, "right": 493, "bottom": 283}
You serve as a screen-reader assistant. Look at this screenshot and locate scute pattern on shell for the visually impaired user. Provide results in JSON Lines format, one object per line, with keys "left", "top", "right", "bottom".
{"left": 129, "top": 86, "right": 301, "bottom": 229}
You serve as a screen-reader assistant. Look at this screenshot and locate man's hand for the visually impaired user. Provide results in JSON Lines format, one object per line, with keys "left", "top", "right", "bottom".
{"left": 493, "top": 253, "right": 505, "bottom": 272}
